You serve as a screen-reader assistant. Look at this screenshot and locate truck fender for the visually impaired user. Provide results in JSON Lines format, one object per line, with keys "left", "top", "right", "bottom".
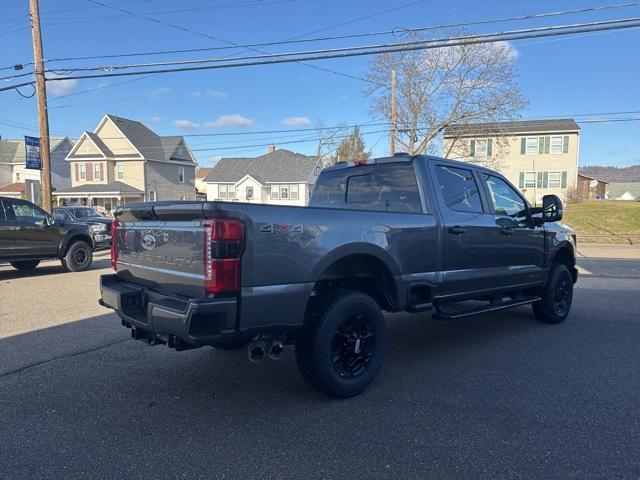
{"left": 58, "top": 231, "right": 94, "bottom": 257}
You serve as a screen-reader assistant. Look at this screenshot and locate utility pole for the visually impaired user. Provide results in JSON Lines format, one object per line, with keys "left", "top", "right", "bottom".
{"left": 390, "top": 69, "right": 397, "bottom": 156}
{"left": 29, "top": 0, "right": 52, "bottom": 212}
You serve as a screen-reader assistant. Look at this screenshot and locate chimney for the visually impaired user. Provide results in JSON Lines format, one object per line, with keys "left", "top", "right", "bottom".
{"left": 268, "top": 144, "right": 276, "bottom": 154}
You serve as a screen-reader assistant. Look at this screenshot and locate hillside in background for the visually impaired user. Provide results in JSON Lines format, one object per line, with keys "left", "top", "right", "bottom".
{"left": 579, "top": 165, "right": 640, "bottom": 182}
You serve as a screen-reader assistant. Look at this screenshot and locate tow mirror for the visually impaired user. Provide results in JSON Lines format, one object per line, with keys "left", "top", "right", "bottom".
{"left": 542, "top": 194, "right": 563, "bottom": 222}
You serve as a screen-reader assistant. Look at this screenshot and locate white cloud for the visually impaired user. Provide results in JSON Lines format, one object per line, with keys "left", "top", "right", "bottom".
{"left": 172, "top": 119, "right": 199, "bottom": 131}
{"left": 150, "top": 116, "right": 165, "bottom": 123}
{"left": 495, "top": 41, "right": 519, "bottom": 60}
{"left": 281, "top": 116, "right": 311, "bottom": 127}
{"left": 189, "top": 89, "right": 228, "bottom": 99}
{"left": 205, "top": 89, "right": 227, "bottom": 98}
{"left": 45, "top": 73, "right": 78, "bottom": 96}
{"left": 205, "top": 114, "right": 254, "bottom": 128}
{"left": 149, "top": 87, "right": 171, "bottom": 98}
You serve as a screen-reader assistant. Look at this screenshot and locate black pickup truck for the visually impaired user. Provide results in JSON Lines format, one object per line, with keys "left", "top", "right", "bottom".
{"left": 0, "top": 196, "right": 94, "bottom": 272}
{"left": 100, "top": 154, "right": 577, "bottom": 397}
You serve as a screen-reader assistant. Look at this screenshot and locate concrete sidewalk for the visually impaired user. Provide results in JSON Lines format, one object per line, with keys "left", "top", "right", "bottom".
{"left": 576, "top": 243, "right": 640, "bottom": 259}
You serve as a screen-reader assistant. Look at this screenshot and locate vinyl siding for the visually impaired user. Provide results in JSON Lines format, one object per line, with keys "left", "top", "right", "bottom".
{"left": 143, "top": 161, "right": 196, "bottom": 200}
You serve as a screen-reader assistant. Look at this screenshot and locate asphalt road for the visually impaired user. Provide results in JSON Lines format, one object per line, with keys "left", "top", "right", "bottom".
{"left": 1, "top": 253, "right": 640, "bottom": 479}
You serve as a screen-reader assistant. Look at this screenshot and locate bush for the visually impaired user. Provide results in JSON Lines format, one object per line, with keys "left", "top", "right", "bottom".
{"left": 565, "top": 187, "right": 585, "bottom": 204}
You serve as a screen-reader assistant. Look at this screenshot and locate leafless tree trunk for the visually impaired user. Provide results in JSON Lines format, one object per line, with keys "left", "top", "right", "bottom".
{"left": 314, "top": 119, "right": 347, "bottom": 166}
{"left": 365, "top": 31, "right": 527, "bottom": 160}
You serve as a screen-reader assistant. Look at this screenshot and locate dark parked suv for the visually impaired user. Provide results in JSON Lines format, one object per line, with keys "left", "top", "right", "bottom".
{"left": 53, "top": 206, "right": 113, "bottom": 248}
{"left": 0, "top": 196, "right": 94, "bottom": 272}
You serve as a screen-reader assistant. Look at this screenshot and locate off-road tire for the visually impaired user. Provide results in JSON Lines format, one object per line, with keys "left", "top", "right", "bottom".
{"left": 10, "top": 260, "right": 40, "bottom": 270}
{"left": 296, "top": 289, "right": 387, "bottom": 398}
{"left": 532, "top": 263, "right": 574, "bottom": 324}
{"left": 61, "top": 240, "right": 93, "bottom": 272}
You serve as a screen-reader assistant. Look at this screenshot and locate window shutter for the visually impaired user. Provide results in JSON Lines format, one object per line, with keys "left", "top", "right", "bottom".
{"left": 544, "top": 137, "right": 550, "bottom": 154}
{"left": 537, "top": 171, "right": 543, "bottom": 188}
{"left": 538, "top": 137, "right": 544, "bottom": 154}
{"left": 470, "top": 139, "right": 475, "bottom": 156}
{"left": 86, "top": 163, "right": 93, "bottom": 181}
{"left": 100, "top": 163, "right": 104, "bottom": 181}
{"left": 487, "top": 139, "right": 492, "bottom": 156}
{"left": 561, "top": 171, "right": 567, "bottom": 188}
{"left": 543, "top": 171, "right": 549, "bottom": 188}
{"left": 520, "top": 138, "right": 526, "bottom": 155}
{"left": 75, "top": 163, "right": 79, "bottom": 181}
{"left": 563, "top": 136, "right": 569, "bottom": 153}
{"left": 519, "top": 172, "right": 525, "bottom": 189}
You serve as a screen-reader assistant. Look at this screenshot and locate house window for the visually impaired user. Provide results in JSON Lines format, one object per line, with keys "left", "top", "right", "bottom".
{"left": 290, "top": 184, "right": 299, "bottom": 200}
{"left": 475, "top": 139, "right": 488, "bottom": 156}
{"left": 280, "top": 186, "right": 289, "bottom": 199}
{"left": 525, "top": 137, "right": 539, "bottom": 155}
{"left": 228, "top": 186, "right": 236, "bottom": 199}
{"left": 180, "top": 194, "right": 186, "bottom": 201}
{"left": 93, "top": 163, "right": 101, "bottom": 181}
{"left": 219, "top": 184, "right": 227, "bottom": 199}
{"left": 116, "top": 164, "right": 125, "bottom": 181}
{"left": 550, "top": 136, "right": 564, "bottom": 155}
{"left": 178, "top": 167, "right": 185, "bottom": 183}
{"left": 148, "top": 190, "right": 156, "bottom": 201}
{"left": 15, "top": 172, "right": 21, "bottom": 182}
{"left": 246, "top": 186, "right": 254, "bottom": 200}
{"left": 524, "top": 171, "right": 537, "bottom": 188}
{"left": 271, "top": 185, "right": 279, "bottom": 200}
{"left": 548, "top": 171, "right": 562, "bottom": 188}
{"left": 78, "top": 163, "right": 86, "bottom": 180}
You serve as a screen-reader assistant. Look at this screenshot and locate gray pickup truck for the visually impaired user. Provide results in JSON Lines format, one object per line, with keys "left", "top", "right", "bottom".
{"left": 100, "top": 154, "right": 577, "bottom": 397}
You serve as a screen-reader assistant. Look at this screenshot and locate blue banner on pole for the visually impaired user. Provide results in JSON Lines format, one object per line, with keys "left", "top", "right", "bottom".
{"left": 25, "top": 136, "right": 41, "bottom": 170}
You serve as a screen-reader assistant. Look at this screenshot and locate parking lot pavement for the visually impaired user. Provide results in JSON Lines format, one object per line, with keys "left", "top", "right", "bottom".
{"left": 2, "top": 257, "right": 640, "bottom": 479}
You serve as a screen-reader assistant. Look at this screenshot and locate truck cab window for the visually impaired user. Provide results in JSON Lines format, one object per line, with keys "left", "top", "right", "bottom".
{"left": 10, "top": 202, "right": 47, "bottom": 224}
{"left": 435, "top": 165, "right": 483, "bottom": 213}
{"left": 483, "top": 174, "right": 527, "bottom": 218}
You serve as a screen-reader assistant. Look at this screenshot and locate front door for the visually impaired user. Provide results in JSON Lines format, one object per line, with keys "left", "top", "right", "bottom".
{"left": 0, "top": 200, "right": 18, "bottom": 257}
{"left": 430, "top": 163, "right": 503, "bottom": 297}
{"left": 479, "top": 173, "right": 546, "bottom": 286}
{"left": 5, "top": 199, "right": 59, "bottom": 258}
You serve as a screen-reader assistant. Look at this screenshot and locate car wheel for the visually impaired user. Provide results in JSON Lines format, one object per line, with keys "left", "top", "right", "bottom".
{"left": 532, "top": 263, "right": 574, "bottom": 324}
{"left": 61, "top": 241, "right": 93, "bottom": 272}
{"left": 296, "top": 289, "right": 387, "bottom": 398}
{"left": 10, "top": 260, "right": 41, "bottom": 270}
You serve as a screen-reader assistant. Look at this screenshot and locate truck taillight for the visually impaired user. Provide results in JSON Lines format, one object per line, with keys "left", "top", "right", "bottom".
{"left": 110, "top": 221, "right": 118, "bottom": 271}
{"left": 203, "top": 219, "right": 244, "bottom": 294}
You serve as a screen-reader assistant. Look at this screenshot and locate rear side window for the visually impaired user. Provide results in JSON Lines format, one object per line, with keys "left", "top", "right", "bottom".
{"left": 312, "top": 163, "right": 422, "bottom": 213}
{"left": 435, "top": 165, "right": 483, "bottom": 213}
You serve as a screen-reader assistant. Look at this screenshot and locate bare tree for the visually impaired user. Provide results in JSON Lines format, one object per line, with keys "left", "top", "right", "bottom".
{"left": 365, "top": 31, "right": 527, "bottom": 162}
{"left": 314, "top": 119, "right": 348, "bottom": 166}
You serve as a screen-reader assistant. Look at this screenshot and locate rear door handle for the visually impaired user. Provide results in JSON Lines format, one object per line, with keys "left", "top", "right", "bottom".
{"left": 500, "top": 226, "right": 514, "bottom": 236}
{"left": 448, "top": 226, "right": 467, "bottom": 235}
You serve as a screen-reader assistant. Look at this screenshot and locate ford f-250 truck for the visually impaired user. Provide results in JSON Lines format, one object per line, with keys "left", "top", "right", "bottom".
{"left": 99, "top": 154, "right": 577, "bottom": 397}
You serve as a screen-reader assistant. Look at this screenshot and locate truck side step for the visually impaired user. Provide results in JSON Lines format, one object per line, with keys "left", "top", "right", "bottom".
{"left": 433, "top": 296, "right": 541, "bottom": 320}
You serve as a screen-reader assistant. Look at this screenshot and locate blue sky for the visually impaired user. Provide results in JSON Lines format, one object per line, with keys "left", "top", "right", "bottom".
{"left": 1, "top": 0, "right": 639, "bottom": 166}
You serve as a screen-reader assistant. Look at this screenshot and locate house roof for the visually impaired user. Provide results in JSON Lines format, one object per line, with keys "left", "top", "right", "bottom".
{"left": 70, "top": 115, "right": 196, "bottom": 163}
{"left": 196, "top": 167, "right": 213, "bottom": 179}
{"left": 577, "top": 173, "right": 608, "bottom": 184}
{"left": 0, "top": 182, "right": 26, "bottom": 193}
{"left": 606, "top": 182, "right": 640, "bottom": 199}
{"left": 0, "top": 137, "right": 69, "bottom": 164}
{"left": 443, "top": 118, "right": 580, "bottom": 138}
{"left": 53, "top": 181, "right": 144, "bottom": 195}
{"left": 204, "top": 149, "right": 319, "bottom": 184}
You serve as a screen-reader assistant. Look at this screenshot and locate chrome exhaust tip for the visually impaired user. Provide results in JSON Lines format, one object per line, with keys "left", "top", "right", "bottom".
{"left": 268, "top": 340, "right": 285, "bottom": 360}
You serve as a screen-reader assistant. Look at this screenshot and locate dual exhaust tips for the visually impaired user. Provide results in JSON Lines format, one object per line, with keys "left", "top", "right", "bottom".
{"left": 248, "top": 337, "right": 285, "bottom": 363}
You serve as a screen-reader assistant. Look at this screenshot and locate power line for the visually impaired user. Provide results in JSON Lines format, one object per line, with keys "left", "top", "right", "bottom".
{"left": 3, "top": 17, "right": 634, "bottom": 90}
{"left": 41, "top": 16, "right": 640, "bottom": 75}
{"left": 30, "top": 1, "right": 640, "bottom": 64}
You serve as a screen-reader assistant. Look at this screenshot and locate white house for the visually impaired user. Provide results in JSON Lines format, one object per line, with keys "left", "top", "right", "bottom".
{"left": 204, "top": 146, "right": 322, "bottom": 206}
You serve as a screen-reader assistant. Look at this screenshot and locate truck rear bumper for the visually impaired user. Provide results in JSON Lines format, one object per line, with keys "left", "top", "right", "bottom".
{"left": 99, "top": 274, "right": 237, "bottom": 348}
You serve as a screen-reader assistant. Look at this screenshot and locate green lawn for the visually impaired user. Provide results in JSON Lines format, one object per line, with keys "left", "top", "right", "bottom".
{"left": 561, "top": 200, "right": 640, "bottom": 244}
